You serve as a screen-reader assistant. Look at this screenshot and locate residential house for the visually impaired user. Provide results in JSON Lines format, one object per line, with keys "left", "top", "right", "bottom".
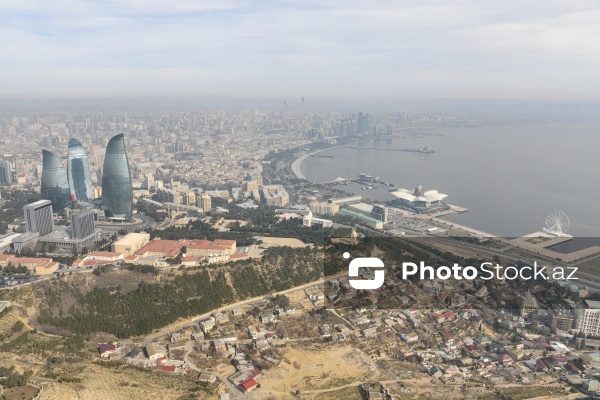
{"left": 99, "top": 343, "right": 116, "bottom": 357}
{"left": 199, "top": 317, "right": 216, "bottom": 333}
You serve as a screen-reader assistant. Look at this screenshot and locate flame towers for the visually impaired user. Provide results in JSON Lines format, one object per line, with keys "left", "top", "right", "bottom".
{"left": 41, "top": 150, "right": 71, "bottom": 214}
{"left": 67, "top": 138, "right": 94, "bottom": 202}
{"left": 39, "top": 134, "right": 132, "bottom": 221}
{"left": 102, "top": 134, "right": 133, "bottom": 220}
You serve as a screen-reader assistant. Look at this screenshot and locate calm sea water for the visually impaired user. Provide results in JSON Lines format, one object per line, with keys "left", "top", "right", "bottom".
{"left": 301, "top": 122, "right": 600, "bottom": 237}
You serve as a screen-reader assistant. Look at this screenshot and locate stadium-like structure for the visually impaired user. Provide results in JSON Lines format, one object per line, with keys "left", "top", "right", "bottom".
{"left": 390, "top": 184, "right": 450, "bottom": 214}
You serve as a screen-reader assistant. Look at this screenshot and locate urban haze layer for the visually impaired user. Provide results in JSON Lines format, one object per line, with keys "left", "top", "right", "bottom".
{"left": 0, "top": 102, "right": 600, "bottom": 400}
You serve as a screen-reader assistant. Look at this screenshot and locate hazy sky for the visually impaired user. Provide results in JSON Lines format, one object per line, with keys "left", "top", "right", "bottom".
{"left": 2, "top": 1, "right": 600, "bottom": 100}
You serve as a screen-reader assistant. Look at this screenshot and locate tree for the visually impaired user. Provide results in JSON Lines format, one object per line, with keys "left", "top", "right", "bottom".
{"left": 273, "top": 294, "right": 290, "bottom": 308}
{"left": 11, "top": 321, "right": 24, "bottom": 333}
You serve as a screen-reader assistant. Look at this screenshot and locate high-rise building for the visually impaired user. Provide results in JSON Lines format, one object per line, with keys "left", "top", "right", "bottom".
{"left": 575, "top": 300, "right": 600, "bottom": 336}
{"left": 24, "top": 200, "right": 54, "bottom": 236}
{"left": 67, "top": 138, "right": 94, "bottom": 201}
{"left": 357, "top": 112, "right": 371, "bottom": 134}
{"left": 520, "top": 291, "right": 539, "bottom": 322}
{"left": 185, "top": 191, "right": 196, "bottom": 206}
{"left": 357, "top": 112, "right": 364, "bottom": 133}
{"left": 102, "top": 134, "right": 133, "bottom": 220}
{"left": 0, "top": 161, "right": 12, "bottom": 184}
{"left": 70, "top": 209, "right": 96, "bottom": 240}
{"left": 158, "top": 188, "right": 180, "bottom": 204}
{"left": 549, "top": 308, "right": 574, "bottom": 332}
{"left": 146, "top": 173, "right": 155, "bottom": 190}
{"left": 199, "top": 194, "right": 212, "bottom": 213}
{"left": 41, "top": 150, "right": 71, "bottom": 214}
{"left": 372, "top": 205, "right": 389, "bottom": 223}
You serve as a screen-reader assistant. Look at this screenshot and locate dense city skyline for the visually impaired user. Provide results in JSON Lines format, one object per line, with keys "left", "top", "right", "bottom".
{"left": 2, "top": 4, "right": 600, "bottom": 399}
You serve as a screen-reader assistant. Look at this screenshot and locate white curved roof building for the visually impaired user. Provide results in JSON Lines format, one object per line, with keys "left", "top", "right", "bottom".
{"left": 390, "top": 185, "right": 448, "bottom": 211}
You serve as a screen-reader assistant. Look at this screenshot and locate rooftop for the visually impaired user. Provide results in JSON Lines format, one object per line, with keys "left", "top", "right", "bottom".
{"left": 585, "top": 300, "right": 600, "bottom": 309}
{"left": 27, "top": 199, "right": 52, "bottom": 207}
{"left": 88, "top": 251, "right": 123, "bottom": 257}
{"left": 135, "top": 240, "right": 181, "bottom": 257}
{"left": 339, "top": 209, "right": 381, "bottom": 224}
{"left": 522, "top": 291, "right": 539, "bottom": 309}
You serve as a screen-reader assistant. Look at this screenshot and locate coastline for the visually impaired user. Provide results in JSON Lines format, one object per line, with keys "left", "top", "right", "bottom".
{"left": 291, "top": 147, "right": 343, "bottom": 180}
{"left": 291, "top": 149, "right": 600, "bottom": 262}
{"left": 290, "top": 140, "right": 365, "bottom": 181}
{"left": 290, "top": 153, "right": 309, "bottom": 180}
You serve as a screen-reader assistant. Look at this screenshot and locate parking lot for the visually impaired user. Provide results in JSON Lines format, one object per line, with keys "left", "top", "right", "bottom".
{"left": 0, "top": 274, "right": 38, "bottom": 288}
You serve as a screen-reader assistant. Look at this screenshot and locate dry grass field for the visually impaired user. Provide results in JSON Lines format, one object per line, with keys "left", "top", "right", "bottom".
{"left": 39, "top": 364, "right": 218, "bottom": 400}
{"left": 3, "top": 385, "right": 40, "bottom": 400}
{"left": 257, "top": 345, "right": 377, "bottom": 397}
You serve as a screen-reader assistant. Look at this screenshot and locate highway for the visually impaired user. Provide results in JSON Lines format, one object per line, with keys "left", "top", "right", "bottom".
{"left": 431, "top": 236, "right": 600, "bottom": 292}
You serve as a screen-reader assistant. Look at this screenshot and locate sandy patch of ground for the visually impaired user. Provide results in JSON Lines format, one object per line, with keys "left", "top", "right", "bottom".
{"left": 222, "top": 219, "right": 248, "bottom": 227}
{"left": 214, "top": 363, "right": 236, "bottom": 377}
{"left": 247, "top": 237, "right": 309, "bottom": 258}
{"left": 257, "top": 236, "right": 308, "bottom": 247}
{"left": 286, "top": 289, "right": 312, "bottom": 313}
{"left": 257, "top": 345, "right": 377, "bottom": 396}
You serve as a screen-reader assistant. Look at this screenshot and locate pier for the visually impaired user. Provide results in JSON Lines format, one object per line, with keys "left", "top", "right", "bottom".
{"left": 343, "top": 146, "right": 435, "bottom": 153}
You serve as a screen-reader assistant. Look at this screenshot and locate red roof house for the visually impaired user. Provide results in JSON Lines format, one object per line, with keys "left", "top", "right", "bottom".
{"left": 238, "top": 378, "right": 258, "bottom": 393}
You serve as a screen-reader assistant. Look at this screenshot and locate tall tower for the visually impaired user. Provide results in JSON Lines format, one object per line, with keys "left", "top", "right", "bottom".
{"left": 357, "top": 112, "right": 364, "bottom": 133}
{"left": 101, "top": 134, "right": 133, "bottom": 220}
{"left": 24, "top": 200, "right": 54, "bottom": 236}
{"left": 70, "top": 209, "right": 96, "bottom": 239}
{"left": 67, "top": 138, "right": 94, "bottom": 201}
{"left": 0, "top": 160, "right": 12, "bottom": 184}
{"left": 41, "top": 150, "right": 71, "bottom": 214}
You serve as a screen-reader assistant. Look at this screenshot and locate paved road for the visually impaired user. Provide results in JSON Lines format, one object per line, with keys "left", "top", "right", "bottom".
{"left": 96, "top": 214, "right": 154, "bottom": 233}
{"left": 139, "top": 273, "right": 346, "bottom": 347}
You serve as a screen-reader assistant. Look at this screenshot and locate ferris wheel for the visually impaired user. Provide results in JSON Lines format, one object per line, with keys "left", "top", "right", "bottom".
{"left": 543, "top": 211, "right": 570, "bottom": 237}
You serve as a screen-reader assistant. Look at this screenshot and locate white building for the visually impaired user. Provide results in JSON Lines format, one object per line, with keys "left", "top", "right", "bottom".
{"left": 390, "top": 184, "right": 450, "bottom": 214}
{"left": 261, "top": 185, "right": 290, "bottom": 207}
{"left": 302, "top": 211, "right": 333, "bottom": 228}
{"left": 309, "top": 201, "right": 339, "bottom": 215}
{"left": 575, "top": 300, "right": 600, "bottom": 336}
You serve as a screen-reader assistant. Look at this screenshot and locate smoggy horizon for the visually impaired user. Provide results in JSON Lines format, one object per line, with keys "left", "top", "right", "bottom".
{"left": 2, "top": 1, "right": 600, "bottom": 101}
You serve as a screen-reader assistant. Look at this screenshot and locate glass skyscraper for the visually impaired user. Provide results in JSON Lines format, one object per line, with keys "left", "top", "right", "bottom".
{"left": 102, "top": 134, "right": 133, "bottom": 220}
{"left": 67, "top": 138, "right": 94, "bottom": 202}
{"left": 0, "top": 160, "right": 11, "bottom": 184}
{"left": 41, "top": 150, "right": 71, "bottom": 214}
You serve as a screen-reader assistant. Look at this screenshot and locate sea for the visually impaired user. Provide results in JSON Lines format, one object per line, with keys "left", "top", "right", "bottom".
{"left": 300, "top": 122, "right": 600, "bottom": 239}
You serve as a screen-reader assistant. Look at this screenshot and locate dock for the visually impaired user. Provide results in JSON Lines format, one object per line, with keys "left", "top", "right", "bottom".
{"left": 344, "top": 146, "right": 435, "bottom": 153}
